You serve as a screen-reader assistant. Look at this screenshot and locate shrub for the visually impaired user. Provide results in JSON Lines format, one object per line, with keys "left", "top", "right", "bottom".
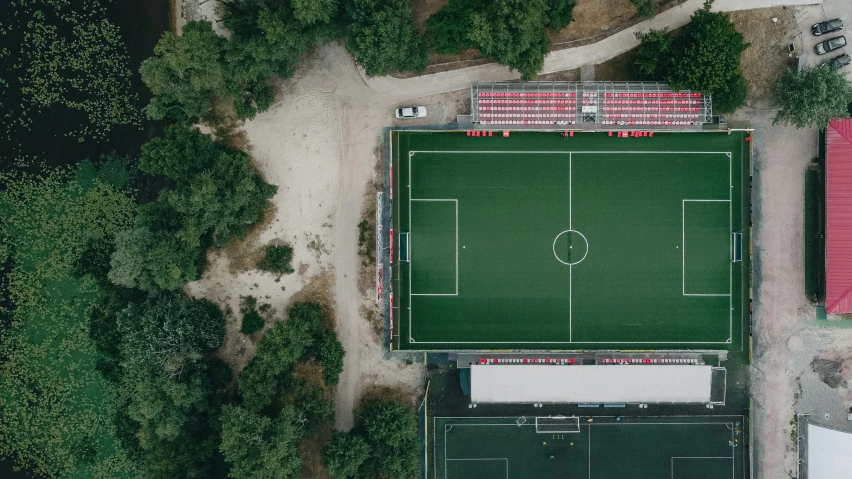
{"left": 631, "top": 0, "right": 657, "bottom": 18}
{"left": 241, "top": 309, "right": 265, "bottom": 335}
{"left": 259, "top": 244, "right": 294, "bottom": 275}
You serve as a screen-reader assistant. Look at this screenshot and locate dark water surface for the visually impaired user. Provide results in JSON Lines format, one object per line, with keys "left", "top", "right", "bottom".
{"left": 0, "top": 0, "right": 170, "bottom": 170}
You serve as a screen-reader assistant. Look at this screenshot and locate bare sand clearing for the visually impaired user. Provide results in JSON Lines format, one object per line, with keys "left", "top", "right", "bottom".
{"left": 186, "top": 43, "right": 469, "bottom": 428}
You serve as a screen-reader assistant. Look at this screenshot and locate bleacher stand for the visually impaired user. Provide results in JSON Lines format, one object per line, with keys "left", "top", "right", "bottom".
{"left": 470, "top": 81, "right": 712, "bottom": 129}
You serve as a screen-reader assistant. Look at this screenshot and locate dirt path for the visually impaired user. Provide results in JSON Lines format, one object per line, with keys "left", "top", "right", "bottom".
{"left": 186, "top": 43, "right": 465, "bottom": 429}
{"left": 736, "top": 110, "right": 852, "bottom": 479}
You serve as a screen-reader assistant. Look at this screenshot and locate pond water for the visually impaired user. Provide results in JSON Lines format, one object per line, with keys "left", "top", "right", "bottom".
{"left": 0, "top": 0, "right": 170, "bottom": 171}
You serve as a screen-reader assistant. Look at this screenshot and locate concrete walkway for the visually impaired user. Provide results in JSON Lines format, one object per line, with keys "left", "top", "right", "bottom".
{"left": 363, "top": 0, "right": 823, "bottom": 98}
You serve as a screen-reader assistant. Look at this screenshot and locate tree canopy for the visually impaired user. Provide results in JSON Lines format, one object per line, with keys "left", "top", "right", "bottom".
{"left": 633, "top": 2, "right": 749, "bottom": 112}
{"left": 773, "top": 64, "right": 852, "bottom": 129}
{"left": 322, "top": 431, "right": 370, "bottom": 479}
{"left": 221, "top": 0, "right": 342, "bottom": 119}
{"left": 109, "top": 125, "right": 276, "bottom": 292}
{"left": 323, "top": 400, "right": 418, "bottom": 479}
{"left": 219, "top": 405, "right": 303, "bottom": 479}
{"left": 665, "top": 4, "right": 749, "bottom": 94}
{"left": 117, "top": 292, "right": 225, "bottom": 378}
{"left": 140, "top": 21, "right": 226, "bottom": 122}
{"left": 469, "top": 0, "right": 552, "bottom": 80}
{"left": 345, "top": 0, "right": 428, "bottom": 76}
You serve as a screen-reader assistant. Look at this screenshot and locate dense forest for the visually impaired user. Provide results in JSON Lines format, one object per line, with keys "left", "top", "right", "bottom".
{"left": 0, "top": 1, "right": 417, "bottom": 478}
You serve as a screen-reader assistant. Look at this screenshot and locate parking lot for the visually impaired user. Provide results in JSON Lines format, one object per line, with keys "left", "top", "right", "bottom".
{"left": 792, "top": 0, "right": 852, "bottom": 78}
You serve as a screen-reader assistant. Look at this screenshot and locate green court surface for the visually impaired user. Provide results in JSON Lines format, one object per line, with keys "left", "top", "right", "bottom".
{"left": 390, "top": 131, "right": 750, "bottom": 351}
{"left": 432, "top": 416, "right": 745, "bottom": 479}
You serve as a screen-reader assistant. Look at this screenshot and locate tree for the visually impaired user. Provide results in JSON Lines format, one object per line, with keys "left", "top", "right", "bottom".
{"left": 140, "top": 21, "right": 226, "bottom": 122}
{"left": 469, "top": 0, "right": 551, "bottom": 80}
{"left": 323, "top": 431, "right": 370, "bottom": 479}
{"left": 633, "top": 29, "right": 672, "bottom": 79}
{"left": 544, "top": 0, "right": 577, "bottom": 30}
{"left": 108, "top": 223, "right": 204, "bottom": 292}
{"left": 425, "top": 0, "right": 478, "bottom": 55}
{"left": 109, "top": 125, "right": 276, "bottom": 292}
{"left": 240, "top": 296, "right": 266, "bottom": 334}
{"left": 349, "top": 400, "right": 419, "bottom": 479}
{"left": 631, "top": 0, "right": 657, "bottom": 19}
{"left": 292, "top": 0, "right": 340, "bottom": 25}
{"left": 221, "top": 0, "right": 342, "bottom": 119}
{"left": 713, "top": 74, "right": 747, "bottom": 114}
{"left": 632, "top": 2, "right": 749, "bottom": 112}
{"left": 665, "top": 2, "right": 749, "bottom": 93}
{"left": 120, "top": 363, "right": 210, "bottom": 449}
{"left": 314, "top": 329, "right": 345, "bottom": 385}
{"left": 258, "top": 244, "right": 295, "bottom": 275}
{"left": 346, "top": 0, "right": 428, "bottom": 76}
{"left": 238, "top": 314, "right": 316, "bottom": 411}
{"left": 219, "top": 405, "right": 303, "bottom": 479}
{"left": 116, "top": 292, "right": 225, "bottom": 378}
{"left": 773, "top": 65, "right": 852, "bottom": 128}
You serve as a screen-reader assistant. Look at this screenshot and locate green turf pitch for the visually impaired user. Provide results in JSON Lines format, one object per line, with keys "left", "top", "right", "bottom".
{"left": 390, "top": 130, "right": 750, "bottom": 351}
{"left": 432, "top": 416, "right": 745, "bottom": 479}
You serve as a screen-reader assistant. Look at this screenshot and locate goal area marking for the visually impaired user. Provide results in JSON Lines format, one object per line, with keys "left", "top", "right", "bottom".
{"left": 535, "top": 416, "right": 581, "bottom": 433}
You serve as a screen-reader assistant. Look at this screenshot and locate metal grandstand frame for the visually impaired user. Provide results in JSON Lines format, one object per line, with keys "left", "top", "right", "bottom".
{"left": 470, "top": 81, "right": 713, "bottom": 129}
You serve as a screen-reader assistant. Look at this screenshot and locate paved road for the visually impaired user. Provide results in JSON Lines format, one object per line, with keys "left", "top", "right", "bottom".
{"left": 363, "top": 0, "right": 824, "bottom": 97}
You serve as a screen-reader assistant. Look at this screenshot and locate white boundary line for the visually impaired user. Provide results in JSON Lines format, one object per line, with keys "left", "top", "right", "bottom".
{"left": 436, "top": 416, "right": 742, "bottom": 479}
{"left": 671, "top": 457, "right": 735, "bottom": 479}
{"left": 444, "top": 458, "right": 508, "bottom": 479}
{"left": 682, "top": 199, "right": 732, "bottom": 297}
{"left": 407, "top": 150, "right": 736, "bottom": 345}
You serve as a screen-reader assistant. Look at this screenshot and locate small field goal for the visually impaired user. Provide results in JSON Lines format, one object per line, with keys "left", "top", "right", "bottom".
{"left": 399, "top": 232, "right": 410, "bottom": 263}
{"left": 731, "top": 232, "right": 742, "bottom": 263}
{"left": 535, "top": 416, "right": 580, "bottom": 433}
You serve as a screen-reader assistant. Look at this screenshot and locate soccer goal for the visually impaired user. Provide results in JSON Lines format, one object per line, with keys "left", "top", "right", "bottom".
{"left": 731, "top": 232, "right": 742, "bottom": 263}
{"left": 535, "top": 416, "right": 581, "bottom": 433}
{"left": 399, "top": 232, "right": 410, "bottom": 263}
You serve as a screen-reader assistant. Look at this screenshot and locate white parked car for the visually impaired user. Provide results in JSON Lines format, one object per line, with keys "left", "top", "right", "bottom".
{"left": 395, "top": 105, "right": 427, "bottom": 119}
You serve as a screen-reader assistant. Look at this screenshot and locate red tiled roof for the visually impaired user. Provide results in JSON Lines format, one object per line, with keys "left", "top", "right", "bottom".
{"left": 825, "top": 119, "right": 852, "bottom": 313}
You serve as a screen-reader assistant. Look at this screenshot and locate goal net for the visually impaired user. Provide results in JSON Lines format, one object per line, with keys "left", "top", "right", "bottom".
{"left": 535, "top": 416, "right": 581, "bottom": 433}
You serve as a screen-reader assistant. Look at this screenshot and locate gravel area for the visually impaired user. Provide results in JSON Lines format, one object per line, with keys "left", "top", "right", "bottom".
{"left": 738, "top": 108, "right": 852, "bottom": 479}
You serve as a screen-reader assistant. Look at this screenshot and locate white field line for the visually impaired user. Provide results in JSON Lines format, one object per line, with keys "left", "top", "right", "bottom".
{"left": 407, "top": 150, "right": 735, "bottom": 346}
{"left": 670, "top": 457, "right": 735, "bottom": 479}
{"left": 682, "top": 199, "right": 732, "bottom": 297}
{"left": 409, "top": 199, "right": 458, "bottom": 298}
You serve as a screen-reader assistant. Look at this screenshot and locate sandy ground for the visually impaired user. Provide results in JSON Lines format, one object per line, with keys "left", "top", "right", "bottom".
{"left": 736, "top": 109, "right": 852, "bottom": 479}
{"left": 183, "top": 41, "right": 474, "bottom": 428}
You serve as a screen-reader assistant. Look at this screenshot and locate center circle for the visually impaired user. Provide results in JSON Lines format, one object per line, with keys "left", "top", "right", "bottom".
{"left": 552, "top": 230, "right": 589, "bottom": 265}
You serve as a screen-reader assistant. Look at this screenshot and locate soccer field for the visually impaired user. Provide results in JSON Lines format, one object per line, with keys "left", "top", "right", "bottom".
{"left": 432, "top": 415, "right": 746, "bottom": 479}
{"left": 390, "top": 131, "right": 750, "bottom": 351}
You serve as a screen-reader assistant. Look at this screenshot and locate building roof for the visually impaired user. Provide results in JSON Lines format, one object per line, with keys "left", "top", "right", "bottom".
{"left": 469, "top": 365, "right": 715, "bottom": 404}
{"left": 808, "top": 423, "right": 852, "bottom": 479}
{"left": 825, "top": 119, "right": 852, "bottom": 313}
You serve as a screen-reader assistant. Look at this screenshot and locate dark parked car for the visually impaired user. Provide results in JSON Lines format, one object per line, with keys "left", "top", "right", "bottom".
{"left": 828, "top": 53, "right": 852, "bottom": 69}
{"left": 815, "top": 36, "right": 847, "bottom": 55}
{"left": 813, "top": 18, "right": 843, "bottom": 36}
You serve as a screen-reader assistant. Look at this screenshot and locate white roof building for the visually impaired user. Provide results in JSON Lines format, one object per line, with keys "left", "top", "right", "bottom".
{"left": 470, "top": 365, "right": 721, "bottom": 404}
